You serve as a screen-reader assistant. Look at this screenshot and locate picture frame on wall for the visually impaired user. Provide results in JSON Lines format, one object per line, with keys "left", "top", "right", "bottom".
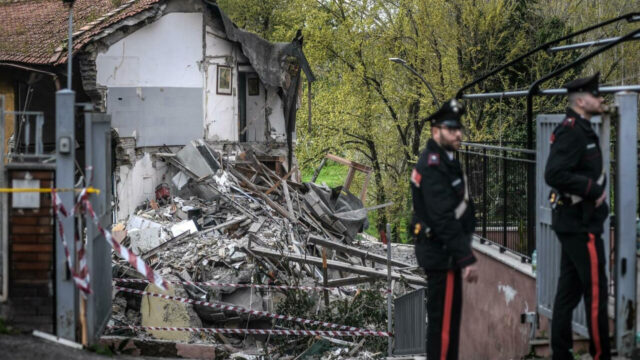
{"left": 248, "top": 77, "right": 259, "bottom": 96}
{"left": 217, "top": 65, "right": 232, "bottom": 95}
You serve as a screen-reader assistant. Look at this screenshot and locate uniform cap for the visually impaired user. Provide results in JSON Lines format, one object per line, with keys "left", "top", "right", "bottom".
{"left": 563, "top": 72, "right": 600, "bottom": 97}
{"left": 427, "top": 99, "right": 465, "bottom": 129}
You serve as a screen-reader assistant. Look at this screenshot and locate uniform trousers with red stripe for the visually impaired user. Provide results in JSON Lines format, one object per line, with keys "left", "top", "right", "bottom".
{"left": 426, "top": 268, "right": 462, "bottom": 360}
{"left": 551, "top": 232, "right": 610, "bottom": 360}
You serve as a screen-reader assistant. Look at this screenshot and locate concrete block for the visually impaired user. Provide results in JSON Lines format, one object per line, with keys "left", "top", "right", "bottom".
{"left": 128, "top": 227, "right": 164, "bottom": 255}
{"left": 140, "top": 277, "right": 202, "bottom": 342}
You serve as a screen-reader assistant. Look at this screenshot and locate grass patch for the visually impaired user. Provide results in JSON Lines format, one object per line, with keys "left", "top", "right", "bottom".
{"left": 0, "top": 317, "right": 18, "bottom": 335}
{"left": 301, "top": 163, "right": 348, "bottom": 188}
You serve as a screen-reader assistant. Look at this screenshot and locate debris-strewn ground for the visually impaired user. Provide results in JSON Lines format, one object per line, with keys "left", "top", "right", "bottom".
{"left": 107, "top": 141, "right": 424, "bottom": 358}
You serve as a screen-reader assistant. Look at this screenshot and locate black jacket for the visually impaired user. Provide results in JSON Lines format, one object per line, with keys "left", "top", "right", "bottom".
{"left": 544, "top": 107, "right": 609, "bottom": 234}
{"left": 411, "top": 139, "right": 477, "bottom": 270}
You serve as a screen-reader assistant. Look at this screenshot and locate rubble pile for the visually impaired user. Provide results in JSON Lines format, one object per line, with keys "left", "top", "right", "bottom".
{"left": 108, "top": 140, "right": 423, "bottom": 358}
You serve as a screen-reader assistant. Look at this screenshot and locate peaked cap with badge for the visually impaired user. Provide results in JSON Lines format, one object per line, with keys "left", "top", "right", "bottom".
{"left": 563, "top": 72, "right": 601, "bottom": 97}
{"left": 427, "top": 98, "right": 466, "bottom": 129}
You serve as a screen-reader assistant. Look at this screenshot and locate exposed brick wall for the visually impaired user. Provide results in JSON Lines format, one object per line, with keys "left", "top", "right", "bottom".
{"left": 4, "top": 169, "right": 55, "bottom": 333}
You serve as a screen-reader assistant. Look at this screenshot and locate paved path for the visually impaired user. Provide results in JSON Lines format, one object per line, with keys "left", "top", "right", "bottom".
{"left": 0, "top": 334, "right": 180, "bottom": 360}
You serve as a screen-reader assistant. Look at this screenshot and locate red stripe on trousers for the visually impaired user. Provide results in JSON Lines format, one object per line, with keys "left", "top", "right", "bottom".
{"left": 587, "top": 233, "right": 602, "bottom": 360}
{"left": 441, "top": 270, "right": 455, "bottom": 360}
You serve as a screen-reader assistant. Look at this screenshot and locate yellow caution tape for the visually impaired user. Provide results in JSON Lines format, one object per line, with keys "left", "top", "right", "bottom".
{"left": 0, "top": 187, "right": 100, "bottom": 194}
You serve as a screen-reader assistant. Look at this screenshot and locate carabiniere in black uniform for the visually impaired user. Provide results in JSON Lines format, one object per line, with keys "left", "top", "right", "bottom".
{"left": 544, "top": 73, "right": 610, "bottom": 360}
{"left": 411, "top": 99, "right": 476, "bottom": 360}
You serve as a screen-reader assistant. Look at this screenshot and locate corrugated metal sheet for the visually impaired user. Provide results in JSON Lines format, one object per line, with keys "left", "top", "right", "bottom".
{"left": 535, "top": 114, "right": 610, "bottom": 337}
{"left": 393, "top": 288, "right": 427, "bottom": 355}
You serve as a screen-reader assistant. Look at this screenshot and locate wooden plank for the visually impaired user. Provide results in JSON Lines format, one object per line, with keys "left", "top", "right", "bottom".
{"left": 265, "top": 166, "right": 297, "bottom": 195}
{"left": 325, "top": 153, "right": 371, "bottom": 173}
{"left": 326, "top": 276, "right": 375, "bottom": 287}
{"left": 250, "top": 246, "right": 426, "bottom": 286}
{"left": 307, "top": 235, "right": 411, "bottom": 268}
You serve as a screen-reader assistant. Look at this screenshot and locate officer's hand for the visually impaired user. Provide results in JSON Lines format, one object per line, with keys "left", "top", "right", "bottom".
{"left": 463, "top": 265, "right": 478, "bottom": 283}
{"left": 595, "top": 189, "right": 606, "bottom": 208}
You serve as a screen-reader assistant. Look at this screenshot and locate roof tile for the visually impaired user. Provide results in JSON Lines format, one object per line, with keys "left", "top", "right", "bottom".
{"left": 0, "top": 0, "right": 161, "bottom": 65}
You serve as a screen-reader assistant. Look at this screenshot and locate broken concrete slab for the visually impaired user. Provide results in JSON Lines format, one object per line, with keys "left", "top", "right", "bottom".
{"left": 129, "top": 227, "right": 164, "bottom": 255}
{"left": 170, "top": 220, "right": 198, "bottom": 237}
{"left": 139, "top": 276, "right": 203, "bottom": 342}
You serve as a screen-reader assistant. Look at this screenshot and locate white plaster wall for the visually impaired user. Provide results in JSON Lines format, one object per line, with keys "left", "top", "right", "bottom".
{"left": 204, "top": 32, "right": 237, "bottom": 141}
{"left": 115, "top": 153, "right": 170, "bottom": 221}
{"left": 96, "top": 12, "right": 204, "bottom": 88}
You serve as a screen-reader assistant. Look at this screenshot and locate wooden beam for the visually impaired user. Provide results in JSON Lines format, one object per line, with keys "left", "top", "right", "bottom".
{"left": 249, "top": 246, "right": 426, "bottom": 286}
{"left": 326, "top": 276, "right": 376, "bottom": 287}
{"left": 325, "top": 153, "right": 372, "bottom": 173}
{"left": 307, "top": 235, "right": 411, "bottom": 268}
{"left": 265, "top": 166, "right": 297, "bottom": 195}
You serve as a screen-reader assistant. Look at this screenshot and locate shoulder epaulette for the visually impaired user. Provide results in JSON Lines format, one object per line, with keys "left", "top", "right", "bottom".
{"left": 561, "top": 117, "right": 576, "bottom": 128}
{"left": 427, "top": 153, "right": 440, "bottom": 166}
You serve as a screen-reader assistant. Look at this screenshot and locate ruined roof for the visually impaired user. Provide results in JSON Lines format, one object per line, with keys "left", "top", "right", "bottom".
{"left": 0, "top": 0, "right": 161, "bottom": 65}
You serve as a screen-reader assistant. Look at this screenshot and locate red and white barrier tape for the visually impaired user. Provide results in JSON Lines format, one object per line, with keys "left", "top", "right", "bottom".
{"left": 79, "top": 190, "right": 168, "bottom": 291}
{"left": 52, "top": 190, "right": 91, "bottom": 295}
{"left": 106, "top": 325, "right": 391, "bottom": 337}
{"left": 113, "top": 278, "right": 391, "bottom": 294}
{"left": 113, "top": 286, "right": 391, "bottom": 337}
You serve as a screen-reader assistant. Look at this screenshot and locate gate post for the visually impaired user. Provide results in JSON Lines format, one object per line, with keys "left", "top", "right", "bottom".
{"left": 614, "top": 92, "right": 638, "bottom": 356}
{"left": 55, "top": 89, "right": 76, "bottom": 340}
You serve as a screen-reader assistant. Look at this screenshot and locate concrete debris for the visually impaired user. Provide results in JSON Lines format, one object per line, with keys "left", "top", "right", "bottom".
{"left": 140, "top": 276, "right": 203, "bottom": 342}
{"left": 108, "top": 141, "right": 419, "bottom": 357}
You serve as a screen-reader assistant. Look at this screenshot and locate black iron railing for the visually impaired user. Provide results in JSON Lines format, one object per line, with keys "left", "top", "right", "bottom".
{"left": 457, "top": 142, "right": 535, "bottom": 261}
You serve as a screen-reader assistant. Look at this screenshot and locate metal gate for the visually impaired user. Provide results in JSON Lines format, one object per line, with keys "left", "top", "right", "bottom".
{"left": 84, "top": 110, "right": 113, "bottom": 343}
{"left": 535, "top": 113, "right": 611, "bottom": 337}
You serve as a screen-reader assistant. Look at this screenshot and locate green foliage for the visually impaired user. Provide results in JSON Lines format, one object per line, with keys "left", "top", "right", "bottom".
{"left": 301, "top": 163, "right": 348, "bottom": 188}
{"left": 218, "top": 0, "right": 640, "bottom": 242}
{"left": 0, "top": 317, "right": 17, "bottom": 335}
{"left": 274, "top": 288, "right": 388, "bottom": 356}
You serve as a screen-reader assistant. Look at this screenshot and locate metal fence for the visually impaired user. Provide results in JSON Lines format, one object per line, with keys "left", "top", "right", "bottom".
{"left": 457, "top": 142, "right": 535, "bottom": 261}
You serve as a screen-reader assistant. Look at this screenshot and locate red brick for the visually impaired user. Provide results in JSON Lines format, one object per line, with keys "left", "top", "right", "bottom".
{"left": 11, "top": 234, "right": 39, "bottom": 243}
{"left": 37, "top": 217, "right": 53, "bottom": 226}
{"left": 11, "top": 253, "right": 38, "bottom": 262}
{"left": 38, "top": 236, "right": 54, "bottom": 244}
{"left": 37, "top": 253, "right": 52, "bottom": 261}
{"left": 10, "top": 217, "right": 38, "bottom": 225}
{"left": 12, "top": 244, "right": 53, "bottom": 252}
{"left": 14, "top": 262, "right": 51, "bottom": 270}
{"left": 12, "top": 225, "right": 53, "bottom": 234}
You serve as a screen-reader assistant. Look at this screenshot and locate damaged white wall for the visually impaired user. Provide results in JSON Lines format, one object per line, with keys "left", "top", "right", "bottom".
{"left": 115, "top": 152, "right": 171, "bottom": 221}
{"left": 95, "top": 5, "right": 293, "bottom": 221}
{"left": 97, "top": 12, "right": 204, "bottom": 147}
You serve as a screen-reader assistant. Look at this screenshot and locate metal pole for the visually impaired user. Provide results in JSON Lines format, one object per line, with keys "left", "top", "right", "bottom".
{"left": 386, "top": 222, "right": 393, "bottom": 357}
{"left": 0, "top": 95, "right": 8, "bottom": 302}
{"left": 614, "top": 92, "right": 638, "bottom": 356}
{"left": 461, "top": 85, "right": 640, "bottom": 100}
{"left": 482, "top": 148, "right": 487, "bottom": 242}
{"left": 502, "top": 150, "right": 507, "bottom": 253}
{"left": 55, "top": 89, "right": 76, "bottom": 340}
{"left": 67, "top": 4, "right": 73, "bottom": 90}
{"left": 548, "top": 33, "right": 640, "bottom": 52}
